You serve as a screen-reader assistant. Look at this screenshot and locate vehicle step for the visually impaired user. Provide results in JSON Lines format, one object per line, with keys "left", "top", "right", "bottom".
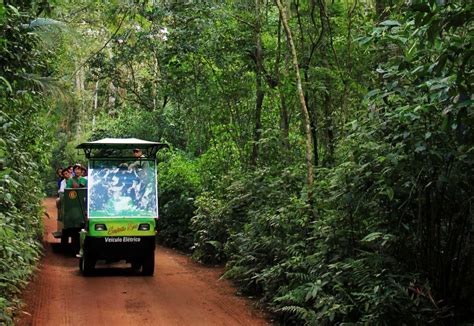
{"left": 52, "top": 231, "right": 62, "bottom": 239}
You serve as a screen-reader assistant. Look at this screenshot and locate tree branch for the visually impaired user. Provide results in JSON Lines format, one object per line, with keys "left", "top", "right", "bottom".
{"left": 71, "top": 9, "right": 128, "bottom": 78}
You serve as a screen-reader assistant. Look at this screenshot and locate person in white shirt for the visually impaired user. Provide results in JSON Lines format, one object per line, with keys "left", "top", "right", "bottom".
{"left": 58, "top": 169, "right": 72, "bottom": 193}
{"left": 56, "top": 168, "right": 72, "bottom": 211}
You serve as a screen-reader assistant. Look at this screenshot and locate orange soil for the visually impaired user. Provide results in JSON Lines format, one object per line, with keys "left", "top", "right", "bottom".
{"left": 16, "top": 198, "right": 269, "bottom": 326}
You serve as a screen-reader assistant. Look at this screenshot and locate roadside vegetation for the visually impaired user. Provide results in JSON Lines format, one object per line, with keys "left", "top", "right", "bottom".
{"left": 0, "top": 3, "right": 58, "bottom": 322}
{"left": 1, "top": 0, "right": 472, "bottom": 324}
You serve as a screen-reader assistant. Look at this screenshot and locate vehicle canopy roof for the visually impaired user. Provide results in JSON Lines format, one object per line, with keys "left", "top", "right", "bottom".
{"left": 77, "top": 138, "right": 168, "bottom": 159}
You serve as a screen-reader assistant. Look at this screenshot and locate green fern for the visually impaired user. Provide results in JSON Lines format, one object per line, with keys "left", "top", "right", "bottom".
{"left": 277, "top": 305, "right": 311, "bottom": 320}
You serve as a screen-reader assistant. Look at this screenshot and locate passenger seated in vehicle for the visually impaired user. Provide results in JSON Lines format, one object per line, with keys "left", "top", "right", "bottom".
{"left": 128, "top": 148, "right": 148, "bottom": 170}
{"left": 119, "top": 149, "right": 147, "bottom": 170}
{"left": 67, "top": 164, "right": 88, "bottom": 188}
{"left": 133, "top": 148, "right": 145, "bottom": 159}
{"left": 58, "top": 167, "right": 72, "bottom": 193}
{"left": 57, "top": 168, "right": 72, "bottom": 209}
{"left": 68, "top": 165, "right": 74, "bottom": 177}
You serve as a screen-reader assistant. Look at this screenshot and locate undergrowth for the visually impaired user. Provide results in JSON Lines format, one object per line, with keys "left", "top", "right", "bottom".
{"left": 0, "top": 112, "right": 45, "bottom": 324}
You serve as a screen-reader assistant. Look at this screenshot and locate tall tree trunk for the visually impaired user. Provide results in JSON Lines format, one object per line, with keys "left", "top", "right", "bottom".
{"left": 296, "top": 0, "right": 320, "bottom": 167}
{"left": 276, "top": 17, "right": 290, "bottom": 152}
{"left": 279, "top": 88, "right": 290, "bottom": 152}
{"left": 75, "top": 60, "right": 84, "bottom": 95}
{"left": 308, "top": 105, "right": 320, "bottom": 166}
{"left": 317, "top": 0, "right": 334, "bottom": 165}
{"left": 74, "top": 60, "right": 85, "bottom": 134}
{"left": 251, "top": 0, "right": 265, "bottom": 166}
{"left": 92, "top": 80, "right": 99, "bottom": 128}
{"left": 275, "top": 0, "right": 315, "bottom": 188}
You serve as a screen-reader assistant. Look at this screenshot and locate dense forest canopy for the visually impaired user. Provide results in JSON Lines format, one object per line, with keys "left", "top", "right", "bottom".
{"left": 1, "top": 0, "right": 472, "bottom": 324}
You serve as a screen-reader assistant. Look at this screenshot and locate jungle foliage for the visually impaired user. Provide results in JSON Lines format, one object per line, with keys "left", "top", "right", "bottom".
{"left": 1, "top": 0, "right": 472, "bottom": 324}
{"left": 0, "top": 2, "right": 60, "bottom": 323}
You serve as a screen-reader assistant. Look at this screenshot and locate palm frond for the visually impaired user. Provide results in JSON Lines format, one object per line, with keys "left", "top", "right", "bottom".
{"left": 28, "top": 18, "right": 66, "bottom": 29}
{"left": 18, "top": 73, "right": 68, "bottom": 100}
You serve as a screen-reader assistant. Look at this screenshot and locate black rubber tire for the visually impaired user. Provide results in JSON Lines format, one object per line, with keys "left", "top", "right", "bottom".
{"left": 80, "top": 250, "right": 95, "bottom": 276}
{"left": 71, "top": 233, "right": 80, "bottom": 254}
{"left": 60, "top": 233, "right": 69, "bottom": 247}
{"left": 79, "top": 255, "right": 83, "bottom": 272}
{"left": 142, "top": 253, "right": 155, "bottom": 276}
{"left": 131, "top": 260, "right": 142, "bottom": 272}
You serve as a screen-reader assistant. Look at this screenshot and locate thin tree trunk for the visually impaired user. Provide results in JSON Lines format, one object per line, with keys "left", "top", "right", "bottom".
{"left": 275, "top": 0, "right": 315, "bottom": 188}
{"left": 317, "top": 0, "right": 334, "bottom": 165}
{"left": 279, "top": 88, "right": 290, "bottom": 151}
{"left": 74, "top": 60, "right": 85, "bottom": 134}
{"left": 296, "top": 0, "right": 320, "bottom": 167}
{"left": 92, "top": 80, "right": 99, "bottom": 127}
{"left": 275, "top": 17, "right": 290, "bottom": 152}
{"left": 251, "top": 0, "right": 265, "bottom": 166}
{"left": 75, "top": 60, "right": 84, "bottom": 95}
{"left": 93, "top": 80, "right": 99, "bottom": 111}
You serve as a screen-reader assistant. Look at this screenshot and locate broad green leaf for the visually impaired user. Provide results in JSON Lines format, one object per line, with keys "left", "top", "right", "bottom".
{"left": 379, "top": 20, "right": 401, "bottom": 27}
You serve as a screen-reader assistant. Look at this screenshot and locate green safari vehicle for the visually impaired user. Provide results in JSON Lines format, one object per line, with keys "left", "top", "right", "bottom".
{"left": 76, "top": 138, "right": 167, "bottom": 276}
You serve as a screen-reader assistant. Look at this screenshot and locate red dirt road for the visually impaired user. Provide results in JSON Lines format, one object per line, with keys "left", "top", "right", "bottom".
{"left": 17, "top": 198, "right": 269, "bottom": 326}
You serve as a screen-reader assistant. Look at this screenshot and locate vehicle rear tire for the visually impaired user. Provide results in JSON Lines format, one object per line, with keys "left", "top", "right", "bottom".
{"left": 80, "top": 250, "right": 95, "bottom": 276}
{"left": 142, "top": 253, "right": 154, "bottom": 276}
{"left": 60, "top": 233, "right": 68, "bottom": 247}
{"left": 131, "top": 260, "right": 142, "bottom": 272}
{"left": 71, "top": 233, "right": 80, "bottom": 254}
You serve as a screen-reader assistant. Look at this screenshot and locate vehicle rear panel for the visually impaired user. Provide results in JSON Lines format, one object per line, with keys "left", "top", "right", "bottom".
{"left": 83, "top": 217, "right": 156, "bottom": 260}
{"left": 88, "top": 217, "right": 156, "bottom": 237}
{"left": 62, "top": 188, "right": 87, "bottom": 229}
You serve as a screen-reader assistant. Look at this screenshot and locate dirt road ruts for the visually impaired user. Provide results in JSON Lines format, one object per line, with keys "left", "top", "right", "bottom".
{"left": 16, "top": 198, "right": 269, "bottom": 326}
